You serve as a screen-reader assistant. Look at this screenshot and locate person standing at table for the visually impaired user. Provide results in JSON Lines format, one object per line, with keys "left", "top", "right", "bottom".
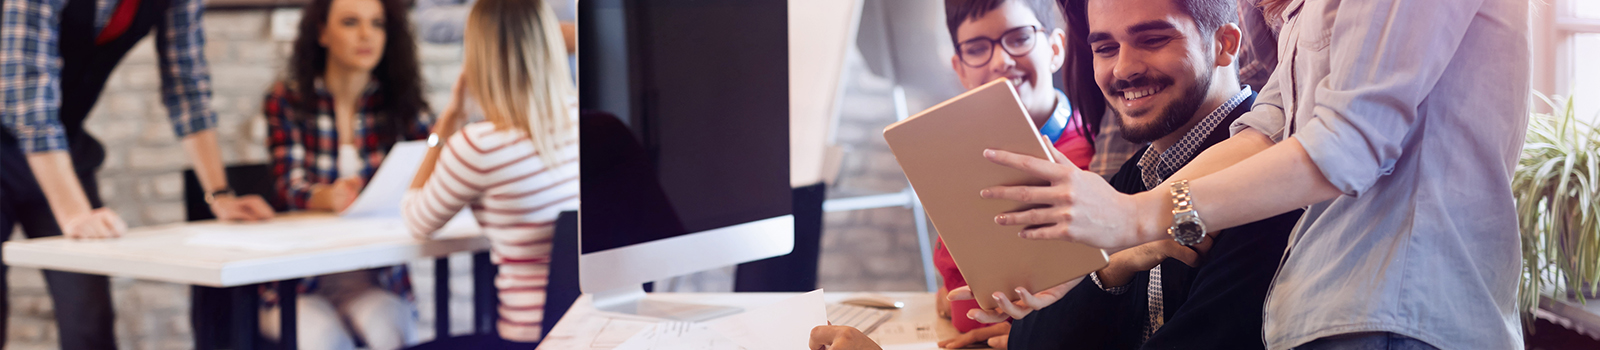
{"left": 260, "top": 0, "right": 433, "bottom": 348}
{"left": 402, "top": 0, "right": 577, "bottom": 345}
{"left": 1, "top": 0, "right": 274, "bottom": 348}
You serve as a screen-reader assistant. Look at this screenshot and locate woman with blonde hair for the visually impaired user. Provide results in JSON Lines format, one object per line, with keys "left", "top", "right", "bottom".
{"left": 401, "top": 0, "right": 576, "bottom": 346}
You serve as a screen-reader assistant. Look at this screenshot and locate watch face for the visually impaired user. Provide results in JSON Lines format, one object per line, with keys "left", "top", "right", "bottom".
{"left": 1174, "top": 221, "right": 1205, "bottom": 245}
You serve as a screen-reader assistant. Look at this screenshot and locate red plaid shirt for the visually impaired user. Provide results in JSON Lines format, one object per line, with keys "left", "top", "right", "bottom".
{"left": 264, "top": 79, "right": 433, "bottom": 209}
{"left": 261, "top": 78, "right": 432, "bottom": 305}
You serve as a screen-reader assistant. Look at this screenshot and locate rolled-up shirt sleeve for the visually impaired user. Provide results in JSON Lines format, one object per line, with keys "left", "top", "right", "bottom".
{"left": 1230, "top": 68, "right": 1287, "bottom": 142}
{"left": 2, "top": 0, "right": 68, "bottom": 153}
{"left": 1283, "top": 0, "right": 1482, "bottom": 196}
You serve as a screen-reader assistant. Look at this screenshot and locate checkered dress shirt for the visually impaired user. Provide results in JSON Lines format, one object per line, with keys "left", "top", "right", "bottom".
{"left": 1088, "top": 110, "right": 1144, "bottom": 179}
{"left": 1133, "top": 87, "right": 1251, "bottom": 342}
{"left": 2, "top": 0, "right": 215, "bottom": 153}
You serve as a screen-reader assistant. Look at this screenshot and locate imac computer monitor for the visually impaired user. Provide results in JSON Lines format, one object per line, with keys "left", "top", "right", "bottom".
{"left": 577, "top": 0, "right": 792, "bottom": 320}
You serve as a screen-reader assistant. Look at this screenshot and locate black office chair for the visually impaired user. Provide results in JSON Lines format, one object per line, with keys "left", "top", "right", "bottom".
{"left": 406, "top": 210, "right": 578, "bottom": 349}
{"left": 542, "top": 210, "right": 581, "bottom": 338}
{"left": 182, "top": 164, "right": 286, "bottom": 350}
{"left": 734, "top": 183, "right": 827, "bottom": 292}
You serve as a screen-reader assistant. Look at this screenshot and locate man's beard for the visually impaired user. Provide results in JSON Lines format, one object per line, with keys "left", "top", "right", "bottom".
{"left": 1113, "top": 70, "right": 1212, "bottom": 144}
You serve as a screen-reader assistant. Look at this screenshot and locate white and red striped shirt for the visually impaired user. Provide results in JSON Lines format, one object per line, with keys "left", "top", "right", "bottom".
{"left": 402, "top": 121, "right": 578, "bottom": 342}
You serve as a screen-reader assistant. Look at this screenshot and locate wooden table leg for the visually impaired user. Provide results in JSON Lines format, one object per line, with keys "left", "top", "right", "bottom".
{"left": 435, "top": 256, "right": 451, "bottom": 340}
{"left": 473, "top": 251, "right": 497, "bottom": 334}
{"left": 277, "top": 280, "right": 299, "bottom": 350}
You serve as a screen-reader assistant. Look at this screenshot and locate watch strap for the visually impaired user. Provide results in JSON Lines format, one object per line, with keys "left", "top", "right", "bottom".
{"left": 205, "top": 187, "right": 236, "bottom": 205}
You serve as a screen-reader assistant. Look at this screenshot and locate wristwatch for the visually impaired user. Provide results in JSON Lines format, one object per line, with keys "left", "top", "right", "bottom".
{"left": 1167, "top": 180, "right": 1206, "bottom": 246}
{"left": 204, "top": 187, "right": 236, "bottom": 205}
{"left": 427, "top": 133, "right": 442, "bottom": 148}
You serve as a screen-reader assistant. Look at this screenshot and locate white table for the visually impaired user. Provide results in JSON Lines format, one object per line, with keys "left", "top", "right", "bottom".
{"left": 539, "top": 292, "right": 968, "bottom": 350}
{"left": 1, "top": 212, "right": 492, "bottom": 350}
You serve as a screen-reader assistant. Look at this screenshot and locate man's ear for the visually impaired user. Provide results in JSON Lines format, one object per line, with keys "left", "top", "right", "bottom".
{"left": 1212, "top": 23, "right": 1242, "bottom": 68}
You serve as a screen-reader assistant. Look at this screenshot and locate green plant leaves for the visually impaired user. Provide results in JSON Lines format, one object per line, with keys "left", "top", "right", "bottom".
{"left": 1518, "top": 91, "right": 1600, "bottom": 328}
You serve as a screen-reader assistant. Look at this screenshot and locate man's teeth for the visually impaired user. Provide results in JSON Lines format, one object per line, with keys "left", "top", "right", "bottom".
{"left": 1123, "top": 86, "right": 1161, "bottom": 100}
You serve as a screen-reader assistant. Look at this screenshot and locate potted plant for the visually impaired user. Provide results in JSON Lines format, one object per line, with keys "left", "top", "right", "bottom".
{"left": 1517, "top": 92, "right": 1600, "bottom": 327}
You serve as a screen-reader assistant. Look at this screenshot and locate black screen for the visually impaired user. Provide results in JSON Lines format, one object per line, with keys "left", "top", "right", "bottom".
{"left": 578, "top": 0, "right": 791, "bottom": 254}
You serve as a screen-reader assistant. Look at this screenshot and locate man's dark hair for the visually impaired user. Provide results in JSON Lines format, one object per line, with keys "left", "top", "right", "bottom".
{"left": 1173, "top": 0, "right": 1240, "bottom": 40}
{"left": 944, "top": 0, "right": 1059, "bottom": 48}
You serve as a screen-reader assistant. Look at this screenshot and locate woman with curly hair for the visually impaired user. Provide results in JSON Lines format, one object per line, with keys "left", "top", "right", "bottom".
{"left": 260, "top": 0, "right": 432, "bottom": 347}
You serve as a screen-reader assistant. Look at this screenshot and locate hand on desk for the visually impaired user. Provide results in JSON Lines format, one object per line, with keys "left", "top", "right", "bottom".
{"left": 809, "top": 325, "right": 881, "bottom": 350}
{"left": 212, "top": 194, "right": 276, "bottom": 221}
{"left": 329, "top": 178, "right": 364, "bottom": 213}
{"left": 62, "top": 208, "right": 127, "bottom": 239}
{"left": 311, "top": 178, "right": 364, "bottom": 213}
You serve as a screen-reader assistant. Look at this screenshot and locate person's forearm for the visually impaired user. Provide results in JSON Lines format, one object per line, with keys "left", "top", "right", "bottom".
{"left": 1095, "top": 263, "right": 1135, "bottom": 288}
{"left": 1132, "top": 137, "right": 1342, "bottom": 244}
{"left": 181, "top": 130, "right": 229, "bottom": 192}
{"left": 409, "top": 146, "right": 445, "bottom": 189}
{"left": 1162, "top": 128, "right": 1276, "bottom": 187}
{"left": 25, "top": 152, "right": 95, "bottom": 226}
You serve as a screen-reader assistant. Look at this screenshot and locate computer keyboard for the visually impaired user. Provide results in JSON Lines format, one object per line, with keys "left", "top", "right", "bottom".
{"left": 826, "top": 303, "right": 896, "bottom": 335}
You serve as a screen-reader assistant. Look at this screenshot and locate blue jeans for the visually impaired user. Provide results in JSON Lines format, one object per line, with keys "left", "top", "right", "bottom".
{"left": 1293, "top": 332, "right": 1439, "bottom": 350}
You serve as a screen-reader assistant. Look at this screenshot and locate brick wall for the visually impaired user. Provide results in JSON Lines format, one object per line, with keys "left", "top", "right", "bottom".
{"left": 5, "top": 9, "right": 470, "bottom": 349}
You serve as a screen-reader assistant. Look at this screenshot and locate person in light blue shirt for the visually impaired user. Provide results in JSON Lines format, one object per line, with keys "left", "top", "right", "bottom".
{"left": 958, "top": 0, "right": 1531, "bottom": 349}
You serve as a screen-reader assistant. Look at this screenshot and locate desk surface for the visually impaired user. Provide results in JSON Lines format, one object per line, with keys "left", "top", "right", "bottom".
{"left": 1, "top": 213, "right": 488, "bottom": 287}
{"left": 540, "top": 292, "right": 966, "bottom": 350}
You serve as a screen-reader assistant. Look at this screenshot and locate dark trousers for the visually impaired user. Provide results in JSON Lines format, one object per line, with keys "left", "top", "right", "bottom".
{"left": 0, "top": 133, "right": 117, "bottom": 350}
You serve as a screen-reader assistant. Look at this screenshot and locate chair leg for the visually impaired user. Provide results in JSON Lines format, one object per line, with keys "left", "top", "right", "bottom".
{"left": 278, "top": 280, "right": 300, "bottom": 350}
{"left": 435, "top": 256, "right": 451, "bottom": 339}
{"left": 473, "top": 251, "right": 497, "bottom": 334}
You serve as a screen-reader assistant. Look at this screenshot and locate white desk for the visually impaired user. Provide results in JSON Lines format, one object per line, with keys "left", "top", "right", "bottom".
{"left": 539, "top": 292, "right": 968, "bottom": 350}
{"left": 1, "top": 212, "right": 492, "bottom": 350}
{"left": 1, "top": 212, "right": 488, "bottom": 287}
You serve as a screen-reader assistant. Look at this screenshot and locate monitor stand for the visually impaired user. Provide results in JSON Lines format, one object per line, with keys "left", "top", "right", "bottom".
{"left": 591, "top": 286, "right": 744, "bottom": 322}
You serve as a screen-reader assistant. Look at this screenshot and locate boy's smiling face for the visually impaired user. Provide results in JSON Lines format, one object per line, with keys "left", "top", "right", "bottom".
{"left": 951, "top": 0, "right": 1067, "bottom": 126}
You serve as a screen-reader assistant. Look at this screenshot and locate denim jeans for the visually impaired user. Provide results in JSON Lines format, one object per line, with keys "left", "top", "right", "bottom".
{"left": 1293, "top": 332, "right": 1440, "bottom": 350}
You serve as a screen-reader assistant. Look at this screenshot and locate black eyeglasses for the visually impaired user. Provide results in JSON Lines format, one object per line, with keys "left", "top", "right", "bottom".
{"left": 956, "top": 25, "right": 1045, "bottom": 67}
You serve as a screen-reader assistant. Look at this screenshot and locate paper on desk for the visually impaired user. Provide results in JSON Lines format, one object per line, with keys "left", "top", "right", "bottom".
{"left": 612, "top": 321, "right": 744, "bottom": 350}
{"left": 705, "top": 289, "right": 829, "bottom": 350}
{"left": 868, "top": 320, "right": 940, "bottom": 345}
{"left": 342, "top": 141, "right": 426, "bottom": 218}
{"left": 182, "top": 217, "right": 406, "bottom": 252}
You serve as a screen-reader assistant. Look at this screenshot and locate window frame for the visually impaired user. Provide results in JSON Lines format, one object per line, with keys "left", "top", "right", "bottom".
{"left": 1547, "top": 0, "right": 1600, "bottom": 120}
